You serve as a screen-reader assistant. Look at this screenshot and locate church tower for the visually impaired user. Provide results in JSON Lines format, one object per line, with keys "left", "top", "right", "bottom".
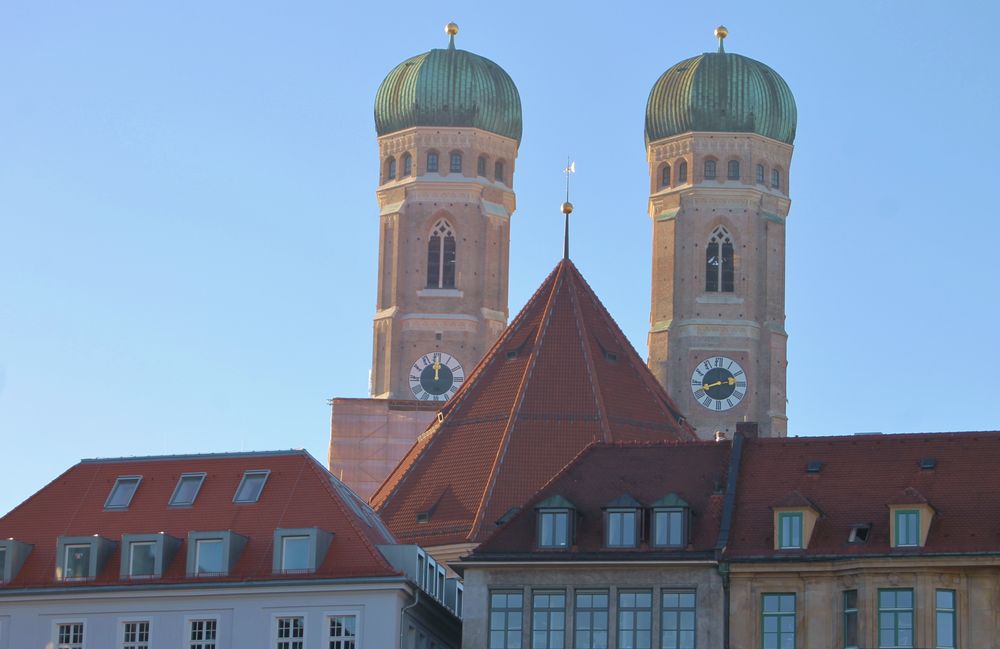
{"left": 370, "top": 23, "right": 521, "bottom": 400}
{"left": 645, "top": 27, "right": 797, "bottom": 438}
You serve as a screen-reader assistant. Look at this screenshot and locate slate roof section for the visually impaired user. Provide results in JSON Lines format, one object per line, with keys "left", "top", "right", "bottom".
{"left": 0, "top": 450, "right": 400, "bottom": 589}
{"left": 468, "top": 441, "right": 731, "bottom": 560}
{"left": 372, "top": 259, "right": 696, "bottom": 547}
{"left": 726, "top": 431, "right": 1000, "bottom": 559}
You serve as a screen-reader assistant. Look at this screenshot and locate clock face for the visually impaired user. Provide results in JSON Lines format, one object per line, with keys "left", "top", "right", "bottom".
{"left": 690, "top": 356, "right": 747, "bottom": 411}
{"left": 409, "top": 352, "right": 465, "bottom": 401}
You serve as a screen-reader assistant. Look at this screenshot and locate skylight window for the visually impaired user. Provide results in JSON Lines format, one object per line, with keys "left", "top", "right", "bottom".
{"left": 105, "top": 476, "right": 142, "bottom": 509}
{"left": 233, "top": 470, "right": 269, "bottom": 503}
{"left": 169, "top": 472, "right": 206, "bottom": 506}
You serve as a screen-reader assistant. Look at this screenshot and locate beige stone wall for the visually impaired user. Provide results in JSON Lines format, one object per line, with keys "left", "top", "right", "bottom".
{"left": 728, "top": 558, "right": 1000, "bottom": 648}
{"left": 646, "top": 132, "right": 793, "bottom": 439}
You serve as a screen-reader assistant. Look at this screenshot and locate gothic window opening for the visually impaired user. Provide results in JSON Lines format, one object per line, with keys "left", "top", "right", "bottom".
{"left": 386, "top": 157, "right": 396, "bottom": 181}
{"left": 477, "top": 156, "right": 487, "bottom": 177}
{"left": 661, "top": 164, "right": 671, "bottom": 187}
{"left": 727, "top": 159, "right": 740, "bottom": 180}
{"left": 756, "top": 163, "right": 765, "bottom": 184}
{"left": 678, "top": 160, "right": 688, "bottom": 183}
{"left": 495, "top": 160, "right": 505, "bottom": 183}
{"left": 704, "top": 159, "right": 716, "bottom": 180}
{"left": 705, "top": 226, "right": 734, "bottom": 293}
{"left": 427, "top": 151, "right": 439, "bottom": 173}
{"left": 772, "top": 168, "right": 782, "bottom": 189}
{"left": 402, "top": 153, "right": 412, "bottom": 177}
{"left": 427, "top": 219, "right": 457, "bottom": 289}
{"left": 450, "top": 152, "right": 463, "bottom": 173}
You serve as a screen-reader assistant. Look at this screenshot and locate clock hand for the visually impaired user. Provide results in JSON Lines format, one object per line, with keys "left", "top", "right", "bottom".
{"left": 701, "top": 377, "right": 737, "bottom": 391}
{"left": 433, "top": 360, "right": 441, "bottom": 381}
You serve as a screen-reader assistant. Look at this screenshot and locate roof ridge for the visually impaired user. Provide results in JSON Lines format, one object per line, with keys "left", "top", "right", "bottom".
{"left": 79, "top": 449, "right": 308, "bottom": 464}
{"left": 566, "top": 263, "right": 612, "bottom": 442}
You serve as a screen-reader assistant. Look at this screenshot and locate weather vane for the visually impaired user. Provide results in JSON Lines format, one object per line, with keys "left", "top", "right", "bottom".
{"left": 562, "top": 158, "right": 575, "bottom": 260}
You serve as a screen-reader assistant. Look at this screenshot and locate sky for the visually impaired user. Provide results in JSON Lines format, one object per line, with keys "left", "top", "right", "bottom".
{"left": 2, "top": 1, "right": 999, "bottom": 516}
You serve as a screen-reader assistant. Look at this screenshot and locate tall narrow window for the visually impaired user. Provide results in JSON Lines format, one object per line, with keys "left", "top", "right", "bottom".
{"left": 778, "top": 512, "right": 803, "bottom": 549}
{"left": 531, "top": 591, "right": 566, "bottom": 649}
{"left": 771, "top": 168, "right": 781, "bottom": 189}
{"left": 678, "top": 160, "right": 688, "bottom": 183}
{"left": 878, "top": 589, "right": 913, "bottom": 648}
{"left": 762, "top": 594, "right": 795, "bottom": 649}
{"left": 489, "top": 591, "right": 523, "bottom": 649}
{"left": 661, "top": 164, "right": 672, "bottom": 187}
{"left": 662, "top": 591, "right": 696, "bottom": 649}
{"left": 618, "top": 591, "right": 652, "bottom": 649}
{"left": 538, "top": 509, "right": 570, "bottom": 548}
{"left": 705, "top": 226, "right": 735, "bottom": 293}
{"left": 327, "top": 616, "right": 357, "bottom": 649}
{"left": 606, "top": 509, "right": 638, "bottom": 547}
{"left": 276, "top": 616, "right": 305, "bottom": 649}
{"left": 450, "top": 152, "right": 463, "bottom": 173}
{"left": 574, "top": 591, "right": 608, "bottom": 649}
{"left": 477, "top": 156, "right": 487, "bottom": 177}
{"left": 188, "top": 619, "right": 217, "bottom": 649}
{"left": 756, "top": 163, "right": 765, "bottom": 184}
{"left": 386, "top": 157, "right": 396, "bottom": 181}
{"left": 728, "top": 159, "right": 740, "bottom": 180}
{"left": 495, "top": 160, "right": 505, "bottom": 183}
{"left": 402, "top": 153, "right": 412, "bottom": 177}
{"left": 894, "top": 510, "right": 919, "bottom": 547}
{"left": 123, "top": 621, "right": 150, "bottom": 649}
{"left": 57, "top": 623, "right": 85, "bottom": 649}
{"left": 427, "top": 152, "right": 439, "bottom": 173}
{"left": 427, "top": 220, "right": 457, "bottom": 289}
{"left": 935, "top": 590, "right": 956, "bottom": 649}
{"left": 843, "top": 590, "right": 858, "bottom": 649}
{"left": 653, "top": 509, "right": 686, "bottom": 547}
{"left": 704, "top": 159, "right": 717, "bottom": 180}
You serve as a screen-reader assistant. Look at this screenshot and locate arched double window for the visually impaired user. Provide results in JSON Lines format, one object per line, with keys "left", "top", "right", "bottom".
{"left": 756, "top": 163, "right": 765, "bottom": 184}
{"left": 727, "top": 160, "right": 740, "bottom": 180}
{"left": 427, "top": 151, "right": 439, "bottom": 173}
{"left": 705, "top": 226, "right": 734, "bottom": 293}
{"left": 678, "top": 160, "right": 688, "bottom": 183}
{"left": 385, "top": 157, "right": 397, "bottom": 181}
{"left": 661, "top": 163, "right": 671, "bottom": 188}
{"left": 477, "top": 156, "right": 487, "bottom": 177}
{"left": 495, "top": 160, "right": 505, "bottom": 183}
{"left": 704, "top": 159, "right": 717, "bottom": 180}
{"left": 427, "top": 219, "right": 457, "bottom": 289}
{"left": 450, "top": 152, "right": 463, "bottom": 173}
{"left": 401, "top": 153, "right": 412, "bottom": 177}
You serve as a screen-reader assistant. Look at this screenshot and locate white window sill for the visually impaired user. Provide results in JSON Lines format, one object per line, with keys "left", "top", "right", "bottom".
{"left": 418, "top": 288, "right": 463, "bottom": 298}
{"left": 696, "top": 294, "right": 743, "bottom": 305}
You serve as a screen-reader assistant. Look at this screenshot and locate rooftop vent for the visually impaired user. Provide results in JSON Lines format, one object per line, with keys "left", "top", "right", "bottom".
{"left": 806, "top": 461, "right": 824, "bottom": 474}
{"left": 416, "top": 512, "right": 430, "bottom": 524}
{"left": 495, "top": 507, "right": 521, "bottom": 526}
{"left": 603, "top": 350, "right": 618, "bottom": 362}
{"left": 848, "top": 524, "right": 871, "bottom": 544}
{"left": 506, "top": 350, "right": 518, "bottom": 360}
{"left": 919, "top": 457, "right": 937, "bottom": 470}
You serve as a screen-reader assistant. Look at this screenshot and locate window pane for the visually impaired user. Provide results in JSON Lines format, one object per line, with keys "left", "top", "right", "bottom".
{"left": 720, "top": 242, "right": 734, "bottom": 293}
{"left": 106, "top": 477, "right": 141, "bottom": 508}
{"left": 728, "top": 160, "right": 740, "bottom": 179}
{"left": 282, "top": 535, "right": 311, "bottom": 571}
{"left": 495, "top": 161, "right": 505, "bottom": 182}
{"left": 0, "top": 548, "right": 7, "bottom": 578}
{"left": 130, "top": 542, "right": 156, "bottom": 576}
{"left": 678, "top": 161, "right": 688, "bottom": 183}
{"left": 427, "top": 152, "right": 439, "bottom": 172}
{"left": 171, "top": 474, "right": 205, "bottom": 506}
{"left": 196, "top": 539, "right": 224, "bottom": 574}
{"left": 64, "top": 544, "right": 91, "bottom": 579}
{"left": 442, "top": 235, "right": 456, "bottom": 288}
{"left": 450, "top": 153, "right": 462, "bottom": 173}
{"left": 706, "top": 242, "right": 720, "bottom": 292}
{"left": 234, "top": 471, "right": 268, "bottom": 502}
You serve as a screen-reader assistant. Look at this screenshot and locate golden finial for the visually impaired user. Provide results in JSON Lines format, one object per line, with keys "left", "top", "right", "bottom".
{"left": 445, "top": 22, "right": 459, "bottom": 49}
{"left": 715, "top": 25, "right": 728, "bottom": 53}
{"left": 561, "top": 201, "right": 574, "bottom": 215}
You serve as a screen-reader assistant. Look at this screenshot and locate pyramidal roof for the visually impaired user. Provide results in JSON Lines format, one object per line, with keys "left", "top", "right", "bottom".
{"left": 371, "top": 259, "right": 695, "bottom": 546}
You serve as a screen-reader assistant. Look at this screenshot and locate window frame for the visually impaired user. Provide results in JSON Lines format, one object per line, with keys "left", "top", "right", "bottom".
{"left": 778, "top": 512, "right": 804, "bottom": 549}
{"left": 756, "top": 163, "right": 765, "bottom": 184}
{"left": 704, "top": 159, "right": 717, "bottom": 180}
{"left": 120, "top": 619, "right": 151, "bottom": 649}
{"left": 427, "top": 151, "right": 439, "bottom": 173}
{"left": 63, "top": 543, "right": 93, "bottom": 581}
{"left": 272, "top": 614, "right": 306, "bottom": 649}
{"left": 652, "top": 507, "right": 687, "bottom": 548}
{"left": 661, "top": 163, "right": 672, "bottom": 187}
{"left": 771, "top": 168, "right": 781, "bottom": 189}
{"left": 573, "top": 590, "right": 609, "bottom": 649}
{"left": 194, "top": 538, "right": 224, "bottom": 576}
{"left": 705, "top": 226, "right": 735, "bottom": 294}
{"left": 402, "top": 153, "right": 412, "bottom": 177}
{"left": 489, "top": 590, "right": 524, "bottom": 649}
{"left": 495, "top": 160, "right": 505, "bottom": 183}
{"left": 449, "top": 151, "right": 463, "bottom": 173}
{"left": 477, "top": 156, "right": 488, "bottom": 177}
{"left": 662, "top": 590, "right": 696, "bottom": 649}
{"left": 605, "top": 508, "right": 639, "bottom": 548}
{"left": 843, "top": 589, "right": 858, "bottom": 649}
{"left": 128, "top": 541, "right": 157, "bottom": 578}
{"left": 325, "top": 612, "right": 359, "bottom": 649}
{"left": 169, "top": 472, "right": 206, "bottom": 507}
{"left": 530, "top": 590, "right": 566, "bottom": 649}
{"left": 0, "top": 546, "right": 5, "bottom": 582}
{"left": 761, "top": 593, "right": 796, "bottom": 649}
{"left": 185, "top": 615, "right": 219, "bottom": 649}
{"left": 617, "top": 589, "right": 653, "bottom": 649}
{"left": 233, "top": 469, "right": 270, "bottom": 503}
{"left": 105, "top": 475, "right": 142, "bottom": 510}
{"left": 678, "top": 159, "right": 688, "bottom": 183}
{"left": 54, "top": 620, "right": 86, "bottom": 649}
{"left": 878, "top": 588, "right": 914, "bottom": 648}
{"left": 537, "top": 508, "right": 571, "bottom": 549}
{"left": 935, "top": 589, "right": 956, "bottom": 649}
{"left": 727, "top": 159, "right": 740, "bottom": 180}
{"left": 894, "top": 509, "right": 920, "bottom": 547}
{"left": 427, "top": 219, "right": 457, "bottom": 289}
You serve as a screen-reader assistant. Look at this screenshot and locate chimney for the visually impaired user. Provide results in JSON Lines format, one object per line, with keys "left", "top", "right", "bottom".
{"left": 735, "top": 421, "right": 759, "bottom": 439}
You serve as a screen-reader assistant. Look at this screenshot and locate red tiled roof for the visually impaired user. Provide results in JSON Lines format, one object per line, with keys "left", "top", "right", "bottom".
{"left": 0, "top": 450, "right": 400, "bottom": 589}
{"left": 470, "top": 441, "right": 732, "bottom": 559}
{"left": 372, "top": 260, "right": 696, "bottom": 547}
{"left": 727, "top": 431, "right": 1000, "bottom": 558}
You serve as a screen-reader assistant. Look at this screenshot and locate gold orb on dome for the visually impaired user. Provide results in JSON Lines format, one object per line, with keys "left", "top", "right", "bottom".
{"left": 445, "top": 22, "right": 459, "bottom": 36}
{"left": 714, "top": 25, "right": 728, "bottom": 40}
{"left": 561, "top": 201, "right": 574, "bottom": 215}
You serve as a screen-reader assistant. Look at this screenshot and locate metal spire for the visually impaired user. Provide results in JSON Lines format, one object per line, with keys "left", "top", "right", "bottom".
{"left": 562, "top": 158, "right": 575, "bottom": 260}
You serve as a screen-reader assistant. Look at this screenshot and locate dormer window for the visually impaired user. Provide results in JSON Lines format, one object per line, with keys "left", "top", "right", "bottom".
{"left": 772, "top": 493, "right": 820, "bottom": 550}
{"left": 895, "top": 509, "right": 919, "bottom": 547}
{"left": 56, "top": 535, "right": 116, "bottom": 581}
{"left": 535, "top": 495, "right": 575, "bottom": 549}
{"left": 0, "top": 539, "right": 32, "bottom": 583}
{"left": 105, "top": 475, "right": 142, "bottom": 510}
{"left": 778, "top": 512, "right": 803, "bottom": 549}
{"left": 120, "top": 533, "right": 180, "bottom": 579}
{"left": 605, "top": 495, "right": 642, "bottom": 548}
{"left": 651, "top": 493, "right": 690, "bottom": 548}
{"left": 169, "top": 472, "right": 206, "bottom": 506}
{"left": 233, "top": 470, "right": 269, "bottom": 503}
{"left": 889, "top": 490, "right": 934, "bottom": 548}
{"left": 273, "top": 528, "right": 332, "bottom": 574}
{"left": 187, "top": 531, "right": 247, "bottom": 577}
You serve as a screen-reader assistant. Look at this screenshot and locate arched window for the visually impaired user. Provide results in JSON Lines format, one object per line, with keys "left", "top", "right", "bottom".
{"left": 705, "top": 226, "right": 734, "bottom": 293}
{"left": 661, "top": 164, "right": 671, "bottom": 188}
{"left": 450, "top": 152, "right": 463, "bottom": 173}
{"left": 678, "top": 160, "right": 688, "bottom": 183}
{"left": 386, "top": 157, "right": 396, "bottom": 181}
{"left": 771, "top": 168, "right": 782, "bottom": 189}
{"left": 401, "top": 153, "right": 412, "bottom": 177}
{"left": 494, "top": 160, "right": 505, "bottom": 183}
{"left": 427, "top": 219, "right": 457, "bottom": 289}
{"left": 427, "top": 151, "right": 439, "bottom": 173}
{"left": 477, "top": 156, "right": 487, "bottom": 177}
{"left": 756, "top": 164, "right": 765, "bottom": 184}
{"left": 727, "top": 160, "right": 740, "bottom": 180}
{"left": 704, "top": 159, "right": 717, "bottom": 180}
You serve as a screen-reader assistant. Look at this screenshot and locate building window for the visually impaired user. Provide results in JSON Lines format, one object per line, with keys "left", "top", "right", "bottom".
{"left": 129, "top": 541, "right": 156, "bottom": 577}
{"left": 0, "top": 547, "right": 6, "bottom": 581}
{"left": 64, "top": 544, "right": 91, "bottom": 580}
{"left": 170, "top": 473, "right": 206, "bottom": 506}
{"left": 678, "top": 160, "right": 688, "bottom": 183}
{"left": 195, "top": 538, "right": 224, "bottom": 575}
{"left": 489, "top": 590, "right": 523, "bottom": 649}
{"left": 450, "top": 152, "right": 463, "bottom": 173}
{"left": 57, "top": 623, "right": 85, "bottom": 649}
{"left": 778, "top": 512, "right": 803, "bottom": 549}
{"left": 704, "top": 159, "right": 716, "bottom": 180}
{"left": 574, "top": 591, "right": 608, "bottom": 649}
{"left": 478, "top": 156, "right": 487, "bottom": 177}
{"left": 276, "top": 616, "right": 304, "bottom": 649}
{"left": 771, "top": 168, "right": 781, "bottom": 189}
{"left": 606, "top": 509, "right": 638, "bottom": 547}
{"left": 531, "top": 591, "right": 566, "bottom": 649}
{"left": 756, "top": 163, "right": 765, "bottom": 184}
{"left": 762, "top": 593, "right": 795, "bottom": 649}
{"left": 327, "top": 616, "right": 357, "bottom": 649}
{"left": 427, "top": 219, "right": 457, "bottom": 289}
{"left": 728, "top": 159, "right": 740, "bottom": 180}
{"left": 894, "top": 510, "right": 919, "bottom": 547}
{"left": 234, "top": 469, "right": 269, "bottom": 503}
{"left": 427, "top": 152, "right": 439, "bottom": 172}
{"left": 495, "top": 160, "right": 505, "bottom": 183}
{"left": 538, "top": 509, "right": 570, "bottom": 548}
{"left": 122, "top": 621, "right": 150, "bottom": 649}
{"left": 662, "top": 591, "right": 696, "bottom": 649}
{"left": 653, "top": 508, "right": 686, "bottom": 547}
{"left": 879, "top": 589, "right": 913, "bottom": 648}
{"left": 618, "top": 590, "right": 652, "bottom": 649}
{"left": 386, "top": 157, "right": 396, "bottom": 181}
{"left": 280, "top": 535, "right": 311, "bottom": 572}
{"left": 402, "top": 153, "right": 412, "bottom": 177}
{"left": 843, "top": 590, "right": 858, "bottom": 649}
{"left": 661, "top": 164, "right": 671, "bottom": 187}
{"left": 936, "top": 589, "right": 956, "bottom": 648}
{"left": 705, "top": 226, "right": 735, "bottom": 293}
{"left": 106, "top": 475, "right": 142, "bottom": 509}
{"left": 189, "top": 619, "right": 217, "bottom": 649}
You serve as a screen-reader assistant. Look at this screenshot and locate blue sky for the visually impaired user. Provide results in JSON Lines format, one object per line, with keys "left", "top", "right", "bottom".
{"left": 2, "top": 2, "right": 999, "bottom": 516}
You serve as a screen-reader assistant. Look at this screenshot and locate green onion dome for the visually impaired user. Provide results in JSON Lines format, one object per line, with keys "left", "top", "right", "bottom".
{"left": 374, "top": 28, "right": 522, "bottom": 143}
{"left": 645, "top": 31, "right": 796, "bottom": 145}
